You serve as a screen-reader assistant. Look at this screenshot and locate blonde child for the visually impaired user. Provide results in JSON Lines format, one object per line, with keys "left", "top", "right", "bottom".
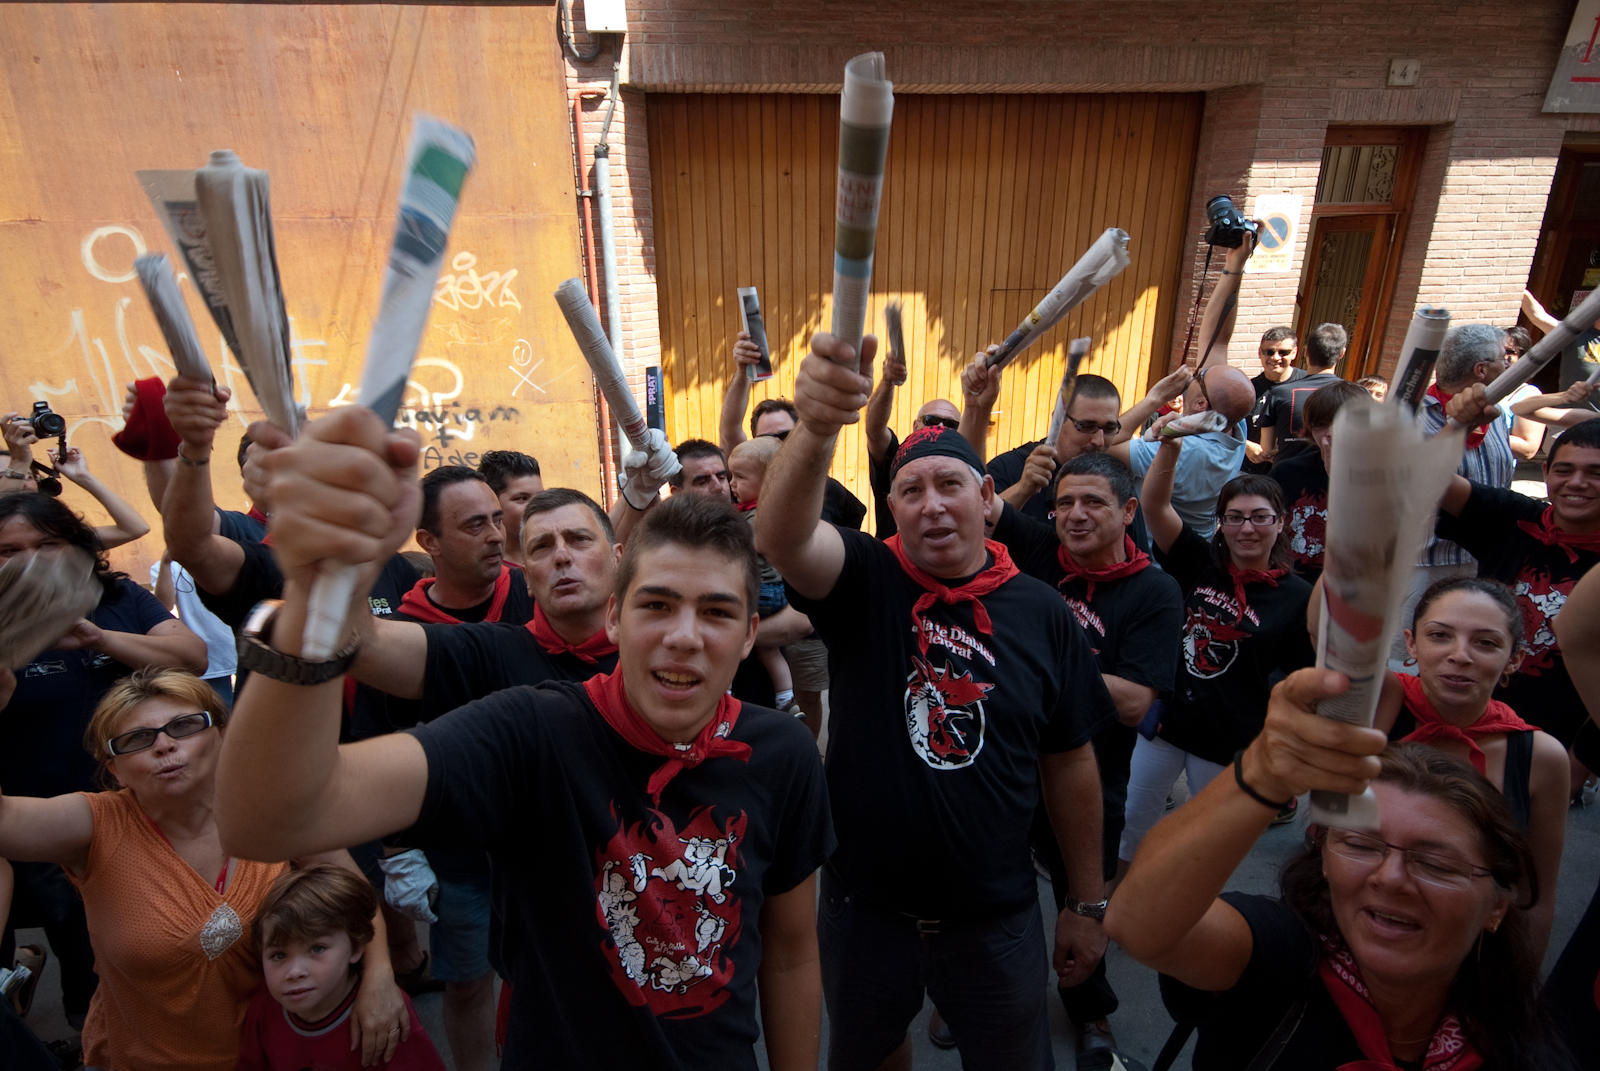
{"left": 728, "top": 436, "right": 798, "bottom": 712}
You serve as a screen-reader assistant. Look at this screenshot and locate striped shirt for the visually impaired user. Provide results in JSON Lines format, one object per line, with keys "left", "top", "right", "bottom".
{"left": 1418, "top": 393, "right": 1515, "bottom": 567}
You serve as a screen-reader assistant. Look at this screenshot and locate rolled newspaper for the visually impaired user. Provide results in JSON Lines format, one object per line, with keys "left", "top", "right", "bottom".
{"left": 0, "top": 546, "right": 102, "bottom": 670}
{"left": 137, "top": 168, "right": 242, "bottom": 357}
{"left": 302, "top": 115, "right": 476, "bottom": 660}
{"left": 1309, "top": 397, "right": 1465, "bottom": 829}
{"left": 831, "top": 52, "right": 894, "bottom": 373}
{"left": 884, "top": 300, "right": 907, "bottom": 386}
{"left": 193, "top": 150, "right": 299, "bottom": 437}
{"left": 1387, "top": 306, "right": 1451, "bottom": 412}
{"left": 738, "top": 287, "right": 774, "bottom": 382}
{"left": 1044, "top": 337, "right": 1092, "bottom": 444}
{"left": 134, "top": 254, "right": 214, "bottom": 387}
{"left": 554, "top": 277, "right": 650, "bottom": 450}
{"left": 1587, "top": 362, "right": 1600, "bottom": 387}
{"left": 1480, "top": 285, "right": 1600, "bottom": 408}
{"left": 1143, "top": 409, "right": 1228, "bottom": 442}
{"left": 984, "top": 228, "right": 1132, "bottom": 371}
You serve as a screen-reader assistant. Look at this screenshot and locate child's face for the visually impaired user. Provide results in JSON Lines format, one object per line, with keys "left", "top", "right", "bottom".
{"left": 263, "top": 930, "right": 363, "bottom": 1022}
{"left": 728, "top": 455, "right": 764, "bottom": 504}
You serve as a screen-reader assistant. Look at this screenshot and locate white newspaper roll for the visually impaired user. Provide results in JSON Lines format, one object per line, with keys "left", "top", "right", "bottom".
{"left": 137, "top": 169, "right": 242, "bottom": 358}
{"left": 0, "top": 547, "right": 101, "bottom": 671}
{"left": 134, "top": 254, "right": 214, "bottom": 386}
{"left": 1387, "top": 306, "right": 1450, "bottom": 412}
{"left": 883, "top": 300, "right": 907, "bottom": 386}
{"left": 302, "top": 115, "right": 476, "bottom": 660}
{"left": 554, "top": 277, "right": 650, "bottom": 449}
{"left": 986, "top": 229, "right": 1131, "bottom": 370}
{"left": 1482, "top": 285, "right": 1600, "bottom": 406}
{"left": 831, "top": 52, "right": 894, "bottom": 373}
{"left": 1309, "top": 397, "right": 1465, "bottom": 829}
{"left": 1044, "top": 337, "right": 1092, "bottom": 444}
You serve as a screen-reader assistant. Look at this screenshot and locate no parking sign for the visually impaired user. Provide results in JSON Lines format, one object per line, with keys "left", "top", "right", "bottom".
{"left": 1244, "top": 194, "right": 1303, "bottom": 274}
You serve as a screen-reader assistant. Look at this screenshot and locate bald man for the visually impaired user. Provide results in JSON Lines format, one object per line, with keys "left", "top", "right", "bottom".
{"left": 863, "top": 339, "right": 971, "bottom": 539}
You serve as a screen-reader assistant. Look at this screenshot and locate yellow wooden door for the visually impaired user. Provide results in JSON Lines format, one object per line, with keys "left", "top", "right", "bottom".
{"left": 647, "top": 92, "right": 1203, "bottom": 501}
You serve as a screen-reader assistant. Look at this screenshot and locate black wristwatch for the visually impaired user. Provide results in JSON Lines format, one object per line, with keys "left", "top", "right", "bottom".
{"left": 237, "top": 600, "right": 359, "bottom": 685}
{"left": 1065, "top": 898, "right": 1109, "bottom": 921}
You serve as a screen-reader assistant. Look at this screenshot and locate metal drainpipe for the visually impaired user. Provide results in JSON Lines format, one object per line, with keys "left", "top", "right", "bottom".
{"left": 571, "top": 87, "right": 614, "bottom": 505}
{"left": 594, "top": 62, "right": 628, "bottom": 472}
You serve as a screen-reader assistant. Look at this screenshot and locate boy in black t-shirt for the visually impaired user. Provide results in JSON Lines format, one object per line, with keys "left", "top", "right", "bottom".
{"left": 1432, "top": 403, "right": 1600, "bottom": 751}
{"left": 1257, "top": 323, "right": 1347, "bottom": 464}
{"left": 758, "top": 333, "right": 1116, "bottom": 1069}
{"left": 988, "top": 451, "right": 1183, "bottom": 1057}
{"left": 219, "top": 417, "right": 833, "bottom": 1071}
{"left": 1267, "top": 380, "right": 1368, "bottom": 584}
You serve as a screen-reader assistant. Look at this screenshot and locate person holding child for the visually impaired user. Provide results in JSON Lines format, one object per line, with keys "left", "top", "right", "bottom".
{"left": 729, "top": 435, "right": 800, "bottom": 714}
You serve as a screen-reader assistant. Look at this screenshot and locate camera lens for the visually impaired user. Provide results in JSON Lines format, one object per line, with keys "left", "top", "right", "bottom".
{"left": 32, "top": 412, "right": 66, "bottom": 438}
{"left": 1205, "top": 195, "right": 1236, "bottom": 224}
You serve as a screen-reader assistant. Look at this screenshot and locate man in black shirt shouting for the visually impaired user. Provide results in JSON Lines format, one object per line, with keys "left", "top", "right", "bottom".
{"left": 757, "top": 332, "right": 1116, "bottom": 1070}
{"left": 217, "top": 411, "right": 833, "bottom": 1070}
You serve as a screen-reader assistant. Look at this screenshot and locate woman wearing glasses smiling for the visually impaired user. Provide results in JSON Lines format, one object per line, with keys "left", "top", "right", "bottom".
{"left": 0, "top": 669, "right": 408, "bottom": 1070}
{"left": 1107, "top": 668, "right": 1566, "bottom": 1070}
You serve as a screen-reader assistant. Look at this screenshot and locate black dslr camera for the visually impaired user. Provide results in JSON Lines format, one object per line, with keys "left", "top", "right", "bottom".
{"left": 28, "top": 401, "right": 66, "bottom": 441}
{"left": 1204, "top": 195, "right": 1259, "bottom": 249}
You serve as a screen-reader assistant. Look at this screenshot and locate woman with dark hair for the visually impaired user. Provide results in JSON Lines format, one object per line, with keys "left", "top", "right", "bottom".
{"left": 1116, "top": 436, "right": 1314, "bottom": 877}
{"left": 0, "top": 491, "right": 206, "bottom": 1029}
{"left": 1344, "top": 576, "right": 1568, "bottom": 958}
{"left": 1108, "top": 669, "right": 1570, "bottom": 1071}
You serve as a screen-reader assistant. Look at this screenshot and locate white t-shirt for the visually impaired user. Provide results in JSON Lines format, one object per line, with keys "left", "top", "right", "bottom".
{"left": 150, "top": 560, "right": 237, "bottom": 680}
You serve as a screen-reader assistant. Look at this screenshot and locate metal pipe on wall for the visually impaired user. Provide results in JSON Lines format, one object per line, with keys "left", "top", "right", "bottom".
{"left": 594, "top": 62, "right": 627, "bottom": 474}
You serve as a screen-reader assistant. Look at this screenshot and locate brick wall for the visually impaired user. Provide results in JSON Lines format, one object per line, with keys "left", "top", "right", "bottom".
{"left": 559, "top": 0, "right": 1585, "bottom": 389}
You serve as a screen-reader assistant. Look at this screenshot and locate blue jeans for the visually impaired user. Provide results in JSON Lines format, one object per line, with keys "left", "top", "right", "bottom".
{"left": 818, "top": 867, "right": 1053, "bottom": 1070}
{"left": 429, "top": 874, "right": 493, "bottom": 983}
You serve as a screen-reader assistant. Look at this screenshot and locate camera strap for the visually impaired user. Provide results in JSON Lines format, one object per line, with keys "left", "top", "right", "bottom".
{"left": 1177, "top": 243, "right": 1217, "bottom": 368}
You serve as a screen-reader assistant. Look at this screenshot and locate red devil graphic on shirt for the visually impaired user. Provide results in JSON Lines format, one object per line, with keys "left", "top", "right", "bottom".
{"left": 1184, "top": 605, "right": 1249, "bottom": 679}
{"left": 904, "top": 655, "right": 994, "bottom": 770}
{"left": 594, "top": 806, "right": 746, "bottom": 1017}
{"left": 1510, "top": 566, "right": 1573, "bottom": 676}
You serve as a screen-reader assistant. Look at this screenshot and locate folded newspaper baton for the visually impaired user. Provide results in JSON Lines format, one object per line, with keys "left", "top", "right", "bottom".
{"left": 137, "top": 168, "right": 242, "bottom": 359}
{"left": 1587, "top": 362, "right": 1600, "bottom": 387}
{"left": 1044, "top": 337, "right": 1092, "bottom": 444}
{"left": 134, "top": 254, "right": 214, "bottom": 387}
{"left": 1142, "top": 409, "right": 1229, "bottom": 442}
{"left": 301, "top": 115, "right": 477, "bottom": 660}
{"left": 1308, "top": 398, "right": 1465, "bottom": 829}
{"left": 884, "top": 300, "right": 907, "bottom": 386}
{"left": 984, "top": 229, "right": 1131, "bottom": 371}
{"left": 738, "top": 287, "right": 774, "bottom": 382}
{"left": 831, "top": 53, "right": 894, "bottom": 374}
{"left": 193, "top": 150, "right": 300, "bottom": 438}
{"left": 1473, "top": 285, "right": 1600, "bottom": 413}
{"left": 1387, "top": 307, "right": 1450, "bottom": 413}
{"left": 554, "top": 278, "right": 655, "bottom": 454}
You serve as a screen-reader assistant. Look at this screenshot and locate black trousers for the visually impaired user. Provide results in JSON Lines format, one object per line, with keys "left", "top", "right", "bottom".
{"left": 1032, "top": 720, "right": 1136, "bottom": 1023}
{"left": 3, "top": 861, "right": 98, "bottom": 1019}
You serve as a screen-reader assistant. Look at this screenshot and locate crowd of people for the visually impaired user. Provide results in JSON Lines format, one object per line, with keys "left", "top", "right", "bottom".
{"left": 0, "top": 226, "right": 1598, "bottom": 1071}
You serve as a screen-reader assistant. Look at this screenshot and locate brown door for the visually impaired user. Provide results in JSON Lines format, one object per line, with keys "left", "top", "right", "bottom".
{"left": 1296, "top": 213, "right": 1393, "bottom": 377}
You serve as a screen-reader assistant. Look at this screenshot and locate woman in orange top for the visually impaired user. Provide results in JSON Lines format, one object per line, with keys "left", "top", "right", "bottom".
{"left": 0, "top": 668, "right": 408, "bottom": 1070}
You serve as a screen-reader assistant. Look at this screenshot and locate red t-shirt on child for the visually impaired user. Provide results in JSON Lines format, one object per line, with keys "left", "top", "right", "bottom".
{"left": 237, "top": 983, "right": 445, "bottom": 1071}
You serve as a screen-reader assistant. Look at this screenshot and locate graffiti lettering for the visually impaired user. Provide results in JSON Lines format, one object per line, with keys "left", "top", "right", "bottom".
{"left": 420, "top": 445, "right": 482, "bottom": 472}
{"left": 433, "top": 252, "right": 521, "bottom": 311}
{"left": 81, "top": 226, "right": 147, "bottom": 284}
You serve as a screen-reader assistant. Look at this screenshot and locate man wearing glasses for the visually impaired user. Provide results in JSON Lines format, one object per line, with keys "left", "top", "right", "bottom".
{"left": 863, "top": 336, "right": 972, "bottom": 538}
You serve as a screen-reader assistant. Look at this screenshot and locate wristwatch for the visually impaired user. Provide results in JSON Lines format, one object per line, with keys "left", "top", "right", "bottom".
{"left": 237, "top": 600, "right": 359, "bottom": 685}
{"left": 1065, "top": 898, "right": 1109, "bottom": 921}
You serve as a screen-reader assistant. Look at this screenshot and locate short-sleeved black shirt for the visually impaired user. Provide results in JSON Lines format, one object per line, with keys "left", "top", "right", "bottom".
{"left": 1250, "top": 368, "right": 1306, "bottom": 440}
{"left": 406, "top": 681, "right": 833, "bottom": 1070}
{"left": 1154, "top": 526, "right": 1315, "bottom": 765}
{"left": 868, "top": 427, "right": 901, "bottom": 539}
{"left": 788, "top": 527, "right": 1116, "bottom": 918}
{"left": 1259, "top": 371, "right": 1341, "bottom": 462}
{"left": 0, "top": 578, "right": 175, "bottom": 797}
{"left": 217, "top": 507, "right": 268, "bottom": 544}
{"left": 986, "top": 440, "right": 1152, "bottom": 550}
{"left": 396, "top": 567, "right": 535, "bottom": 627}
{"left": 822, "top": 477, "right": 867, "bottom": 531}
{"left": 1435, "top": 483, "right": 1600, "bottom": 745}
{"left": 1269, "top": 450, "right": 1329, "bottom": 583}
{"left": 1163, "top": 893, "right": 1363, "bottom": 1071}
{"left": 992, "top": 504, "right": 1183, "bottom": 692}
{"left": 195, "top": 538, "right": 418, "bottom": 631}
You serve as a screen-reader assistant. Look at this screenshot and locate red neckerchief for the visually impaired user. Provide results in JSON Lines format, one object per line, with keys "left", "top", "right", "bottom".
{"left": 398, "top": 564, "right": 513, "bottom": 624}
{"left": 885, "top": 535, "right": 1019, "bottom": 654}
{"left": 733, "top": 498, "right": 759, "bottom": 512}
{"left": 247, "top": 505, "right": 269, "bottom": 525}
{"left": 1056, "top": 535, "right": 1150, "bottom": 603}
{"left": 1318, "top": 935, "right": 1482, "bottom": 1071}
{"left": 1515, "top": 505, "right": 1600, "bottom": 564}
{"left": 1426, "top": 384, "right": 1487, "bottom": 451}
{"left": 527, "top": 605, "right": 617, "bottom": 664}
{"left": 1397, "top": 673, "right": 1532, "bottom": 776}
{"left": 582, "top": 669, "right": 750, "bottom": 804}
{"left": 1225, "top": 562, "right": 1288, "bottom": 621}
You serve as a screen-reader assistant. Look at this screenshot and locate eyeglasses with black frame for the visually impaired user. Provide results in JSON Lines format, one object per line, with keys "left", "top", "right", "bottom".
{"left": 1324, "top": 828, "right": 1495, "bottom": 891}
{"left": 1219, "top": 510, "right": 1279, "bottom": 528}
{"left": 1065, "top": 418, "right": 1122, "bottom": 436}
{"left": 1261, "top": 347, "right": 1296, "bottom": 358}
{"left": 917, "top": 414, "right": 962, "bottom": 432}
{"left": 106, "top": 711, "right": 217, "bottom": 756}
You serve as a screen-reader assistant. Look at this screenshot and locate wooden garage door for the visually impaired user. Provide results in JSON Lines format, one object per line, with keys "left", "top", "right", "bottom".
{"left": 648, "top": 92, "right": 1202, "bottom": 500}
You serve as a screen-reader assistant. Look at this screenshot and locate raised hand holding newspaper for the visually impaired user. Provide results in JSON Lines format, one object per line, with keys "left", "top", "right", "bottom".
{"left": 193, "top": 150, "right": 299, "bottom": 437}
{"left": 134, "top": 254, "right": 214, "bottom": 387}
{"left": 1466, "top": 285, "right": 1600, "bottom": 415}
{"left": 831, "top": 52, "right": 894, "bottom": 373}
{"left": 984, "top": 229, "right": 1131, "bottom": 371}
{"left": 1309, "top": 395, "right": 1464, "bottom": 829}
{"left": 738, "top": 287, "right": 774, "bottom": 382}
{"left": 301, "top": 115, "right": 476, "bottom": 659}
{"left": 0, "top": 546, "right": 102, "bottom": 671}
{"left": 1044, "top": 337, "right": 1092, "bottom": 444}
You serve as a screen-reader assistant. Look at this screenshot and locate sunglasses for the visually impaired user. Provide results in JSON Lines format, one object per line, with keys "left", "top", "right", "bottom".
{"left": 917, "top": 414, "right": 961, "bottom": 431}
{"left": 1066, "top": 418, "right": 1122, "bottom": 436}
{"left": 1194, "top": 366, "right": 1213, "bottom": 407}
{"left": 1261, "top": 348, "right": 1296, "bottom": 357}
{"left": 107, "top": 711, "right": 217, "bottom": 756}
